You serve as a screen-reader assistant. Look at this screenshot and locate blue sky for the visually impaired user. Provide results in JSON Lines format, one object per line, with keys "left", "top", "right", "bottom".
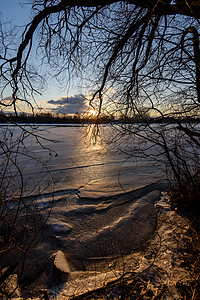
{"left": 0, "top": 1, "right": 87, "bottom": 114}
{"left": 0, "top": 0, "right": 31, "bottom": 26}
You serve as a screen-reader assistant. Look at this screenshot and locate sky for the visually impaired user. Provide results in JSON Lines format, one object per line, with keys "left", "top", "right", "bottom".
{"left": 0, "top": 0, "right": 89, "bottom": 115}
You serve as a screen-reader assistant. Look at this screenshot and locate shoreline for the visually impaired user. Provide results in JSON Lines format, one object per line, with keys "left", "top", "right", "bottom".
{"left": 1, "top": 189, "right": 198, "bottom": 299}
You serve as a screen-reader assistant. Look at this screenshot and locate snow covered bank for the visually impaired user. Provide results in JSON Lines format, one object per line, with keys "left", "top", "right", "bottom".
{"left": 1, "top": 179, "right": 197, "bottom": 300}
{"left": 45, "top": 193, "right": 196, "bottom": 300}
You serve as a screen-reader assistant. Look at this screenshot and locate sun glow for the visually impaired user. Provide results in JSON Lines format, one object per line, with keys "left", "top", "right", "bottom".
{"left": 88, "top": 108, "right": 98, "bottom": 117}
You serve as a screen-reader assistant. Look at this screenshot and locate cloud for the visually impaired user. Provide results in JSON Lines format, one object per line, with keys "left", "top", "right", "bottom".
{"left": 48, "top": 94, "right": 85, "bottom": 105}
{"left": 0, "top": 96, "right": 13, "bottom": 104}
{"left": 2, "top": 96, "right": 13, "bottom": 101}
{"left": 47, "top": 94, "right": 88, "bottom": 114}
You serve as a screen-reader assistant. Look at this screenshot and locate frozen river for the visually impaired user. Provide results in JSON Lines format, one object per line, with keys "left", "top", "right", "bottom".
{"left": 0, "top": 124, "right": 169, "bottom": 298}
{"left": 0, "top": 124, "right": 165, "bottom": 196}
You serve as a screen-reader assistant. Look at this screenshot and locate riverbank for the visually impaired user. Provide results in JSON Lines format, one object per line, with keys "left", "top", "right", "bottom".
{"left": 1, "top": 182, "right": 199, "bottom": 299}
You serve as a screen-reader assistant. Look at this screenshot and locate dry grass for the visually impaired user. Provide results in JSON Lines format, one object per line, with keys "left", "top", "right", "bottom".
{"left": 176, "top": 227, "right": 200, "bottom": 300}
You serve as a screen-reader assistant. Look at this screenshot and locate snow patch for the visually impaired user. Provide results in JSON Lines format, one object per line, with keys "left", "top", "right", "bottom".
{"left": 54, "top": 250, "right": 71, "bottom": 273}
{"left": 46, "top": 220, "right": 72, "bottom": 234}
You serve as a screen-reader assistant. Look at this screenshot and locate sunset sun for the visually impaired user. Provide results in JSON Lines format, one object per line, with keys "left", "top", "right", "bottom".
{"left": 88, "top": 108, "right": 97, "bottom": 117}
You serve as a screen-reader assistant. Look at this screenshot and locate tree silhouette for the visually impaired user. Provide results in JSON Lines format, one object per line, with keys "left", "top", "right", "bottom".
{"left": 0, "top": 0, "right": 199, "bottom": 109}
{"left": 0, "top": 1, "right": 200, "bottom": 297}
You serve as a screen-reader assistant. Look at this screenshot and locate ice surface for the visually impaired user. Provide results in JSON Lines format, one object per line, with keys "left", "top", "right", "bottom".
{"left": 78, "top": 176, "right": 164, "bottom": 199}
{"left": 4, "top": 126, "right": 165, "bottom": 194}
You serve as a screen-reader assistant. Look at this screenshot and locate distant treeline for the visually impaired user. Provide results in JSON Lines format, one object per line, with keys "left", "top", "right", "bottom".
{"left": 0, "top": 111, "right": 200, "bottom": 124}
{"left": 0, "top": 112, "right": 111, "bottom": 124}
